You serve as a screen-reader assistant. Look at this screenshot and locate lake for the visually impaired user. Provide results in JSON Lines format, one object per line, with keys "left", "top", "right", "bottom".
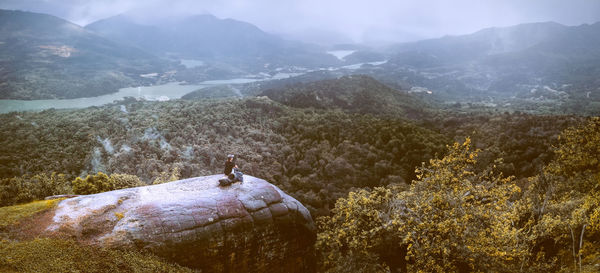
{"left": 0, "top": 79, "right": 260, "bottom": 114}
{"left": 0, "top": 64, "right": 378, "bottom": 114}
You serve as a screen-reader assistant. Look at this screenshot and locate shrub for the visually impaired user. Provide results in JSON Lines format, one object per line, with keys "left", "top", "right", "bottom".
{"left": 109, "top": 173, "right": 145, "bottom": 189}
{"left": 72, "top": 172, "right": 113, "bottom": 195}
{"left": 0, "top": 173, "right": 71, "bottom": 207}
{"left": 72, "top": 172, "right": 146, "bottom": 195}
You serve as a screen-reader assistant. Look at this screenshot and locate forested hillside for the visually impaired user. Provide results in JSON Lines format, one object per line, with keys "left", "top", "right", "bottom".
{"left": 0, "top": 94, "right": 597, "bottom": 272}
{"left": 0, "top": 97, "right": 447, "bottom": 215}
{"left": 318, "top": 117, "right": 600, "bottom": 273}
{"left": 0, "top": 10, "right": 173, "bottom": 99}
{"left": 0, "top": 95, "right": 584, "bottom": 215}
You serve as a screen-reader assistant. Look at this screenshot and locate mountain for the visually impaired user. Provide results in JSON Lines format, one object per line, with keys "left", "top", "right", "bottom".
{"left": 0, "top": 10, "right": 173, "bottom": 100}
{"left": 85, "top": 14, "right": 341, "bottom": 73}
{"left": 362, "top": 21, "right": 600, "bottom": 103}
{"left": 389, "top": 22, "right": 568, "bottom": 67}
{"left": 260, "top": 75, "right": 427, "bottom": 117}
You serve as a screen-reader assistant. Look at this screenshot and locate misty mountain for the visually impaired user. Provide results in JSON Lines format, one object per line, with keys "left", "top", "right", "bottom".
{"left": 0, "top": 10, "right": 173, "bottom": 100}
{"left": 85, "top": 14, "right": 341, "bottom": 72}
{"left": 260, "top": 75, "right": 427, "bottom": 118}
{"left": 370, "top": 21, "right": 600, "bottom": 101}
{"left": 389, "top": 22, "right": 568, "bottom": 66}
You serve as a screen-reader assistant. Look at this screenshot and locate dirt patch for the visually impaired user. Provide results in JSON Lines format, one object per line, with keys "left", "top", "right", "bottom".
{"left": 6, "top": 206, "right": 62, "bottom": 240}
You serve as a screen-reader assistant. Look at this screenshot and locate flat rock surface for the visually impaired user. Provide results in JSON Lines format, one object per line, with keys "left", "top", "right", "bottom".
{"left": 41, "top": 175, "right": 316, "bottom": 272}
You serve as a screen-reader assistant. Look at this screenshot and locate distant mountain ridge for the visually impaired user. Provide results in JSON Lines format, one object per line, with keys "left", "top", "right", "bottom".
{"left": 369, "top": 21, "right": 600, "bottom": 101}
{"left": 85, "top": 14, "right": 341, "bottom": 72}
{"left": 389, "top": 21, "right": 569, "bottom": 66}
{"left": 0, "top": 9, "right": 172, "bottom": 100}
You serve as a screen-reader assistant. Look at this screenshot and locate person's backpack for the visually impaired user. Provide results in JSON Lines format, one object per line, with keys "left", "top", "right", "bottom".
{"left": 233, "top": 168, "right": 244, "bottom": 183}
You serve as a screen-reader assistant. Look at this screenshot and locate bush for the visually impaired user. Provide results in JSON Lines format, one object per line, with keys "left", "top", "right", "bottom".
{"left": 72, "top": 172, "right": 146, "bottom": 195}
{"left": 0, "top": 173, "right": 71, "bottom": 207}
{"left": 109, "top": 173, "right": 145, "bottom": 189}
{"left": 72, "top": 172, "right": 113, "bottom": 195}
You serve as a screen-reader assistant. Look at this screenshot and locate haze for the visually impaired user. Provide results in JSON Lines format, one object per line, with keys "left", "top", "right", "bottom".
{"left": 2, "top": 0, "right": 600, "bottom": 45}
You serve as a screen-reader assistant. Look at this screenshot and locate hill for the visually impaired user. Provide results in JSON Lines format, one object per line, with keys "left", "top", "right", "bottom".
{"left": 260, "top": 75, "right": 427, "bottom": 117}
{"left": 0, "top": 9, "right": 174, "bottom": 100}
{"left": 85, "top": 14, "right": 341, "bottom": 73}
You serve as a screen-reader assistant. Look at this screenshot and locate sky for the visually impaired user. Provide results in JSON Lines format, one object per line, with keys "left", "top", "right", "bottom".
{"left": 2, "top": 0, "right": 600, "bottom": 45}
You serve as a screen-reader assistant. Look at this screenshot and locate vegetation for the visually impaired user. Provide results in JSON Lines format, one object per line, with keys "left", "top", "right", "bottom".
{"left": 72, "top": 172, "right": 145, "bottom": 195}
{"left": 0, "top": 80, "right": 596, "bottom": 272}
{"left": 0, "top": 10, "right": 172, "bottom": 100}
{"left": 0, "top": 97, "right": 448, "bottom": 217}
{"left": 0, "top": 237, "right": 195, "bottom": 273}
{"left": 0, "top": 173, "right": 71, "bottom": 207}
{"left": 317, "top": 118, "right": 600, "bottom": 272}
{"left": 0, "top": 199, "right": 63, "bottom": 231}
{"left": 261, "top": 75, "right": 428, "bottom": 118}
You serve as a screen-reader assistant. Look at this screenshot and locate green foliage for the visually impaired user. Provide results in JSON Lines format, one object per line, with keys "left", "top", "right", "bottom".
{"left": 523, "top": 117, "right": 600, "bottom": 272}
{"left": 0, "top": 98, "right": 447, "bottom": 216}
{"left": 72, "top": 172, "right": 112, "bottom": 195}
{"left": 0, "top": 173, "right": 71, "bottom": 207}
{"left": 0, "top": 238, "right": 196, "bottom": 273}
{"left": 152, "top": 166, "right": 181, "bottom": 185}
{"left": 316, "top": 187, "right": 398, "bottom": 272}
{"left": 318, "top": 139, "right": 527, "bottom": 272}
{"left": 430, "top": 111, "right": 583, "bottom": 178}
{"left": 403, "top": 138, "right": 526, "bottom": 272}
{"left": 72, "top": 172, "right": 145, "bottom": 195}
{"left": 317, "top": 119, "right": 600, "bottom": 272}
{"left": 261, "top": 75, "right": 428, "bottom": 118}
{"left": 109, "top": 173, "right": 145, "bottom": 189}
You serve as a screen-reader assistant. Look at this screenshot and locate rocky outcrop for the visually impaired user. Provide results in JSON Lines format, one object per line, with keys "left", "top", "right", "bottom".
{"left": 41, "top": 175, "right": 316, "bottom": 272}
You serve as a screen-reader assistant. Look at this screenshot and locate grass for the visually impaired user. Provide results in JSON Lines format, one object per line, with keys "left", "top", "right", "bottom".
{"left": 0, "top": 199, "right": 63, "bottom": 230}
{"left": 0, "top": 238, "right": 197, "bottom": 273}
{"left": 0, "top": 200, "right": 197, "bottom": 273}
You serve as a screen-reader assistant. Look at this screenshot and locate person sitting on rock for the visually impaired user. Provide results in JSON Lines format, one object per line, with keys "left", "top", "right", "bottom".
{"left": 223, "top": 154, "right": 237, "bottom": 176}
{"left": 219, "top": 154, "right": 243, "bottom": 186}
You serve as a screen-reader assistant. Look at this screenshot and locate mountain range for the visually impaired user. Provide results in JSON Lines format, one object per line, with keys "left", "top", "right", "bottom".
{"left": 85, "top": 14, "right": 341, "bottom": 72}
{"left": 1, "top": 8, "right": 599, "bottom": 108}
{"left": 0, "top": 10, "right": 340, "bottom": 100}
{"left": 356, "top": 21, "right": 600, "bottom": 102}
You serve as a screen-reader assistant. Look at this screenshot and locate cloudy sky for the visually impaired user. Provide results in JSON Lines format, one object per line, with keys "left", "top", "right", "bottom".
{"left": 2, "top": 0, "right": 600, "bottom": 45}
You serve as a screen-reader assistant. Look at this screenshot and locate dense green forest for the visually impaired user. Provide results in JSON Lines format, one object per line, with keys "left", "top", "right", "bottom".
{"left": 0, "top": 94, "right": 597, "bottom": 272}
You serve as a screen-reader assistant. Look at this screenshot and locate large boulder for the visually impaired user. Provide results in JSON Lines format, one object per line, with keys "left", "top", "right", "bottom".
{"left": 42, "top": 175, "right": 316, "bottom": 272}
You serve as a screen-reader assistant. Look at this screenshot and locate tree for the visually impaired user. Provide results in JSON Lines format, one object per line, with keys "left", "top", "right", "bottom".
{"left": 400, "top": 138, "right": 526, "bottom": 272}
{"left": 524, "top": 117, "right": 600, "bottom": 272}
{"left": 317, "top": 138, "right": 527, "bottom": 273}
{"left": 72, "top": 172, "right": 113, "bottom": 195}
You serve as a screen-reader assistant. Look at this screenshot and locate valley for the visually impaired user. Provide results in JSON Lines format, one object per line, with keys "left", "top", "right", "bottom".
{"left": 0, "top": 4, "right": 599, "bottom": 273}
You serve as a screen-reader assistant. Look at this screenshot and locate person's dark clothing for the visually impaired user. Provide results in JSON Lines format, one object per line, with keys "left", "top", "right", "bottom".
{"left": 224, "top": 160, "right": 235, "bottom": 175}
{"left": 219, "top": 168, "right": 244, "bottom": 186}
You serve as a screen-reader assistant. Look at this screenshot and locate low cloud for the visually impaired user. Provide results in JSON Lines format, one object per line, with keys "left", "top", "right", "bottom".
{"left": 1, "top": 0, "right": 600, "bottom": 45}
